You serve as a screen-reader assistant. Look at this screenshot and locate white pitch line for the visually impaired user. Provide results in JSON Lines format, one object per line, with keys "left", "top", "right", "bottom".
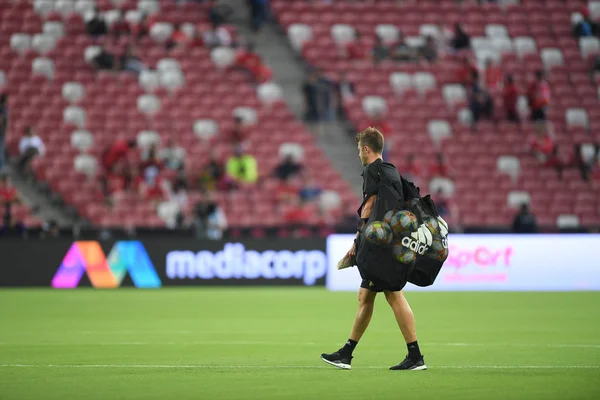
{"left": 0, "top": 364, "right": 598, "bottom": 370}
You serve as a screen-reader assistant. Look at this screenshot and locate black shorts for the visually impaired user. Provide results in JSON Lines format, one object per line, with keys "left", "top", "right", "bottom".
{"left": 531, "top": 108, "right": 547, "bottom": 121}
{"left": 360, "top": 279, "right": 402, "bottom": 292}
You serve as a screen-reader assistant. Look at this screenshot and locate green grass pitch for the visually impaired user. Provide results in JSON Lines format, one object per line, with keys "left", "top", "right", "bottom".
{"left": 0, "top": 288, "right": 599, "bottom": 400}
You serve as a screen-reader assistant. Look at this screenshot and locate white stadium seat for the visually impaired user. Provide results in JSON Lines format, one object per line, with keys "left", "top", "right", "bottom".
{"left": 278, "top": 143, "right": 305, "bottom": 162}
{"left": 210, "top": 47, "right": 235, "bottom": 69}
{"left": 32, "top": 57, "right": 55, "bottom": 80}
{"left": 150, "top": 22, "right": 174, "bottom": 44}
{"left": 137, "top": 130, "right": 160, "bottom": 149}
{"left": 62, "top": 82, "right": 85, "bottom": 104}
{"left": 412, "top": 72, "right": 436, "bottom": 94}
{"left": 157, "top": 200, "right": 181, "bottom": 228}
{"left": 257, "top": 82, "right": 283, "bottom": 105}
{"left": 139, "top": 70, "right": 160, "bottom": 92}
{"left": 517, "top": 95, "right": 530, "bottom": 118}
{"left": 590, "top": 2, "right": 600, "bottom": 20}
{"left": 331, "top": 24, "right": 355, "bottom": 45}
{"left": 55, "top": 0, "right": 75, "bottom": 17}
{"left": 514, "top": 36, "right": 537, "bottom": 59}
{"left": 362, "top": 95, "right": 387, "bottom": 116}
{"left": 193, "top": 119, "right": 219, "bottom": 140}
{"left": 566, "top": 108, "right": 589, "bottom": 128}
{"left": 405, "top": 36, "right": 424, "bottom": 48}
{"left": 427, "top": 120, "right": 452, "bottom": 145}
{"left": 491, "top": 37, "right": 513, "bottom": 55}
{"left": 63, "top": 106, "right": 86, "bottom": 128}
{"left": 70, "top": 130, "right": 94, "bottom": 151}
{"left": 75, "top": 0, "right": 96, "bottom": 16}
{"left": 375, "top": 24, "right": 399, "bottom": 45}
{"left": 43, "top": 22, "right": 65, "bottom": 39}
{"left": 458, "top": 108, "right": 474, "bottom": 126}
{"left": 156, "top": 58, "right": 181, "bottom": 73}
{"left": 442, "top": 84, "right": 467, "bottom": 107}
{"left": 233, "top": 107, "right": 258, "bottom": 125}
{"left": 581, "top": 143, "right": 596, "bottom": 162}
{"left": 33, "top": 0, "right": 54, "bottom": 16}
{"left": 389, "top": 72, "right": 412, "bottom": 94}
{"left": 556, "top": 214, "right": 580, "bottom": 229}
{"left": 138, "top": 0, "right": 160, "bottom": 15}
{"left": 125, "top": 10, "right": 143, "bottom": 25}
{"left": 74, "top": 154, "right": 97, "bottom": 177}
{"left": 507, "top": 191, "right": 531, "bottom": 208}
{"left": 10, "top": 33, "right": 31, "bottom": 55}
{"left": 429, "top": 177, "right": 455, "bottom": 197}
{"left": 0, "top": 71, "right": 6, "bottom": 88}
{"left": 31, "top": 34, "right": 57, "bottom": 54}
{"left": 103, "top": 10, "right": 121, "bottom": 27}
{"left": 497, "top": 155, "right": 520, "bottom": 181}
{"left": 288, "top": 24, "right": 313, "bottom": 51}
{"left": 159, "top": 70, "right": 184, "bottom": 92}
{"left": 571, "top": 12, "right": 584, "bottom": 26}
{"left": 137, "top": 94, "right": 161, "bottom": 116}
{"left": 319, "top": 190, "right": 342, "bottom": 211}
{"left": 579, "top": 37, "right": 600, "bottom": 58}
{"left": 419, "top": 24, "right": 440, "bottom": 38}
{"left": 485, "top": 24, "right": 508, "bottom": 38}
{"left": 541, "top": 48, "right": 564, "bottom": 70}
{"left": 84, "top": 45, "right": 102, "bottom": 63}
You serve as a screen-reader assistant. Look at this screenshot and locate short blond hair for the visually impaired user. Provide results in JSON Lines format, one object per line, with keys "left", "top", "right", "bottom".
{"left": 356, "top": 127, "right": 384, "bottom": 154}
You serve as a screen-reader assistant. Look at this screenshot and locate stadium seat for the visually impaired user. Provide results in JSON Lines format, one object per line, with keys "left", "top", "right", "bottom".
{"left": 32, "top": 57, "right": 55, "bottom": 79}
{"left": 507, "top": 190, "right": 531, "bottom": 208}
{"left": 491, "top": 37, "right": 513, "bottom": 55}
{"left": 137, "top": 94, "right": 161, "bottom": 116}
{"left": 139, "top": 70, "right": 160, "bottom": 92}
{"left": 137, "top": 130, "right": 160, "bottom": 149}
{"left": 541, "top": 48, "right": 564, "bottom": 70}
{"left": 125, "top": 10, "right": 143, "bottom": 25}
{"left": 556, "top": 214, "right": 580, "bottom": 229}
{"left": 288, "top": 23, "right": 313, "bottom": 51}
{"left": 10, "top": 33, "right": 31, "bottom": 55}
{"left": 62, "top": 82, "right": 85, "bottom": 104}
{"left": 43, "top": 22, "right": 65, "bottom": 39}
{"left": 279, "top": 143, "right": 305, "bottom": 162}
{"left": 138, "top": 0, "right": 160, "bottom": 15}
{"left": 74, "top": 0, "right": 96, "bottom": 17}
{"left": 63, "top": 105, "right": 86, "bottom": 128}
{"left": 389, "top": 72, "right": 412, "bottom": 95}
{"left": 485, "top": 24, "right": 508, "bottom": 38}
{"left": 319, "top": 190, "right": 341, "bottom": 212}
{"left": 457, "top": 108, "right": 473, "bottom": 126}
{"left": 73, "top": 154, "right": 97, "bottom": 177}
{"left": 211, "top": 47, "right": 235, "bottom": 69}
{"left": 419, "top": 24, "right": 440, "bottom": 38}
{"left": 428, "top": 120, "right": 452, "bottom": 145}
{"left": 257, "top": 82, "right": 284, "bottom": 105}
{"left": 579, "top": 37, "right": 600, "bottom": 59}
{"left": 0, "top": 71, "right": 6, "bottom": 88}
{"left": 590, "top": 2, "right": 600, "bottom": 20}
{"left": 375, "top": 24, "right": 400, "bottom": 44}
{"left": 331, "top": 24, "right": 355, "bottom": 45}
{"left": 55, "top": 0, "right": 76, "bottom": 17}
{"left": 497, "top": 155, "right": 520, "bottom": 182}
{"left": 429, "top": 177, "right": 455, "bottom": 197}
{"left": 84, "top": 45, "right": 101, "bottom": 63}
{"left": 412, "top": 72, "right": 436, "bottom": 95}
{"left": 193, "top": 119, "right": 219, "bottom": 141}
{"left": 34, "top": 0, "right": 55, "bottom": 16}
{"left": 514, "top": 36, "right": 537, "bottom": 59}
{"left": 362, "top": 95, "right": 387, "bottom": 116}
{"left": 159, "top": 70, "right": 184, "bottom": 92}
{"left": 70, "top": 129, "right": 94, "bottom": 151}
{"left": 31, "top": 34, "right": 57, "bottom": 55}
{"left": 150, "top": 23, "right": 174, "bottom": 44}
{"left": 157, "top": 200, "right": 181, "bottom": 228}
{"left": 566, "top": 108, "right": 589, "bottom": 129}
{"left": 442, "top": 84, "right": 467, "bottom": 108}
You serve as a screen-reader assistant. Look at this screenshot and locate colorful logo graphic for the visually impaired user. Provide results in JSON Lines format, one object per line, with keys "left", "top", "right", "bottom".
{"left": 52, "top": 241, "right": 161, "bottom": 289}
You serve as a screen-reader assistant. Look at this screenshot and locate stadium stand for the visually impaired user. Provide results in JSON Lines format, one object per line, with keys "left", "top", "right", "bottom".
{"left": 275, "top": 0, "right": 600, "bottom": 229}
{"left": 0, "top": 0, "right": 358, "bottom": 232}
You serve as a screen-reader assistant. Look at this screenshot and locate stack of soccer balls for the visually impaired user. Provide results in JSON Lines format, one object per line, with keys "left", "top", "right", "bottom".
{"left": 364, "top": 209, "right": 449, "bottom": 265}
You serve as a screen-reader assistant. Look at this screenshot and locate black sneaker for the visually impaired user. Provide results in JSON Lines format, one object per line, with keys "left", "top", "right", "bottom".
{"left": 389, "top": 355, "right": 427, "bottom": 371}
{"left": 320, "top": 350, "right": 353, "bottom": 370}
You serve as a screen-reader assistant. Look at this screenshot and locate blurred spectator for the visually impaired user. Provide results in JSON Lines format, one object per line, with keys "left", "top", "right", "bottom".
{"left": 132, "top": 13, "right": 150, "bottom": 38}
{"left": 0, "top": 94, "right": 7, "bottom": 170}
{"left": 230, "top": 115, "right": 250, "bottom": 145}
{"left": 275, "top": 176, "right": 300, "bottom": 204}
{"left": 469, "top": 70, "right": 494, "bottom": 125}
{"left": 203, "top": 22, "right": 232, "bottom": 48}
{"left": 343, "top": 31, "right": 368, "bottom": 60}
{"left": 334, "top": 72, "right": 355, "bottom": 117}
{"left": 247, "top": 0, "right": 269, "bottom": 33}
{"left": 434, "top": 19, "right": 453, "bottom": 54}
{"left": 226, "top": 145, "right": 258, "bottom": 184}
{"left": 235, "top": 43, "right": 272, "bottom": 83}
{"left": 299, "top": 174, "right": 322, "bottom": 202}
{"left": 85, "top": 8, "right": 108, "bottom": 38}
{"left": 200, "top": 151, "right": 228, "bottom": 191}
{"left": 573, "top": 13, "right": 598, "bottom": 37}
{"left": 512, "top": 203, "right": 537, "bottom": 233}
{"left": 372, "top": 34, "right": 389, "bottom": 64}
{"left": 128, "top": 166, "right": 144, "bottom": 197}
{"left": 303, "top": 71, "right": 320, "bottom": 123}
{"left": 120, "top": 44, "right": 147, "bottom": 75}
{"left": 390, "top": 33, "right": 417, "bottom": 62}
{"left": 364, "top": 112, "right": 392, "bottom": 135}
{"left": 158, "top": 138, "right": 185, "bottom": 170}
{"left": 419, "top": 35, "right": 438, "bottom": 63}
{"left": 591, "top": 55, "right": 600, "bottom": 83}
{"left": 283, "top": 196, "right": 313, "bottom": 224}
{"left": 172, "top": 184, "right": 190, "bottom": 227}
{"left": 172, "top": 165, "right": 188, "bottom": 192}
{"left": 569, "top": 144, "right": 594, "bottom": 182}
{"left": 456, "top": 55, "right": 478, "bottom": 86}
{"left": 483, "top": 59, "right": 502, "bottom": 92}
{"left": 527, "top": 70, "right": 551, "bottom": 133}
{"left": 434, "top": 189, "right": 461, "bottom": 232}
{"left": 209, "top": 0, "right": 234, "bottom": 26}
{"left": 401, "top": 153, "right": 424, "bottom": 187}
{"left": 111, "top": 10, "right": 130, "bottom": 38}
{"left": 503, "top": 74, "right": 520, "bottom": 122}
{"left": 0, "top": 174, "right": 19, "bottom": 228}
{"left": 142, "top": 176, "right": 168, "bottom": 205}
{"left": 40, "top": 219, "right": 60, "bottom": 239}
{"left": 543, "top": 144, "right": 565, "bottom": 178}
{"left": 140, "top": 145, "right": 163, "bottom": 184}
{"left": 429, "top": 152, "right": 454, "bottom": 179}
{"left": 451, "top": 22, "right": 470, "bottom": 51}
{"left": 102, "top": 139, "right": 136, "bottom": 173}
{"left": 18, "top": 127, "right": 45, "bottom": 172}
{"left": 274, "top": 155, "right": 303, "bottom": 181}
{"left": 194, "top": 193, "right": 227, "bottom": 239}
{"left": 91, "top": 45, "right": 117, "bottom": 71}
{"left": 528, "top": 130, "right": 554, "bottom": 163}
{"left": 102, "top": 162, "right": 128, "bottom": 203}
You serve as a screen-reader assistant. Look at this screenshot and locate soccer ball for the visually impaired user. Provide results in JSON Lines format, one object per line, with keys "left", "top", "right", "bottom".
{"left": 390, "top": 210, "right": 419, "bottom": 236}
{"left": 422, "top": 215, "right": 439, "bottom": 235}
{"left": 426, "top": 237, "right": 449, "bottom": 262}
{"left": 364, "top": 221, "right": 393, "bottom": 246}
{"left": 392, "top": 242, "right": 417, "bottom": 264}
{"left": 383, "top": 210, "right": 394, "bottom": 226}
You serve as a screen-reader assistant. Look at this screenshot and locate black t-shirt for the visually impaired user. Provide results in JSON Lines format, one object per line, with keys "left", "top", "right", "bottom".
{"left": 361, "top": 158, "right": 402, "bottom": 200}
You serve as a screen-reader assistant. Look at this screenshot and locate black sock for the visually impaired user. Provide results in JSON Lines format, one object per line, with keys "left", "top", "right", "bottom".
{"left": 340, "top": 339, "right": 358, "bottom": 356}
{"left": 407, "top": 340, "right": 422, "bottom": 360}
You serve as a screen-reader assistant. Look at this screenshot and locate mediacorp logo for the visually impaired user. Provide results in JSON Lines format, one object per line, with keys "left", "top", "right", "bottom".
{"left": 52, "top": 241, "right": 161, "bottom": 289}
{"left": 442, "top": 244, "right": 514, "bottom": 283}
{"left": 166, "top": 243, "right": 327, "bottom": 285}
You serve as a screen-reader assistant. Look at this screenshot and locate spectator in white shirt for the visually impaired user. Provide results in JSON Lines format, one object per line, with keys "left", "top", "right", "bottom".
{"left": 18, "top": 127, "right": 45, "bottom": 171}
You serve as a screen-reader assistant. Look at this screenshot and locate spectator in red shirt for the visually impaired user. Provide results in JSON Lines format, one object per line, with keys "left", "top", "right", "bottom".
{"left": 528, "top": 130, "right": 555, "bottom": 162}
{"left": 364, "top": 112, "right": 392, "bottom": 135}
{"left": 484, "top": 59, "right": 502, "bottom": 92}
{"left": 343, "top": 31, "right": 368, "bottom": 60}
{"left": 235, "top": 43, "right": 272, "bottom": 83}
{"left": 503, "top": 73, "right": 520, "bottom": 123}
{"left": 0, "top": 174, "right": 19, "bottom": 227}
{"left": 543, "top": 144, "right": 564, "bottom": 178}
{"left": 456, "top": 55, "right": 478, "bottom": 86}
{"left": 275, "top": 177, "right": 301, "bottom": 205}
{"left": 429, "top": 152, "right": 454, "bottom": 179}
{"left": 282, "top": 196, "right": 313, "bottom": 224}
{"left": 102, "top": 139, "right": 136, "bottom": 172}
{"left": 527, "top": 70, "right": 551, "bottom": 133}
{"left": 111, "top": 10, "right": 130, "bottom": 38}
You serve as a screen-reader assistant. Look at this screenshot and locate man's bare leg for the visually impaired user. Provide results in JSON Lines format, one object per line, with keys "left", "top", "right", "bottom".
{"left": 385, "top": 290, "right": 427, "bottom": 370}
{"left": 321, "top": 288, "right": 376, "bottom": 369}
